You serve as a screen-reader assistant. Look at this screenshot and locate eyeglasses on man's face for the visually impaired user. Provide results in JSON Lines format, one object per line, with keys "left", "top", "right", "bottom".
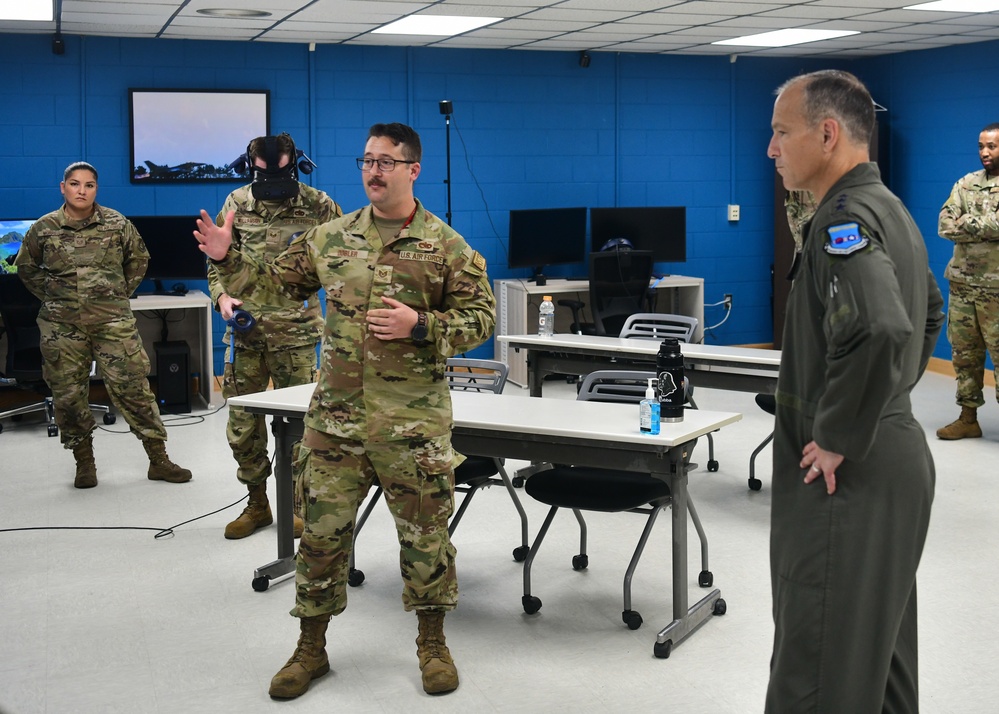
{"left": 356, "top": 157, "right": 416, "bottom": 172}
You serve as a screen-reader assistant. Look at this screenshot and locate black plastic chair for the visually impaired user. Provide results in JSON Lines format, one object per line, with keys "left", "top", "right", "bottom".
{"left": 0, "top": 274, "right": 114, "bottom": 435}
{"left": 618, "top": 312, "right": 698, "bottom": 342}
{"left": 519, "top": 369, "right": 713, "bottom": 630}
{"left": 619, "top": 312, "right": 718, "bottom": 472}
{"left": 748, "top": 393, "right": 776, "bottom": 492}
{"left": 347, "top": 357, "right": 530, "bottom": 587}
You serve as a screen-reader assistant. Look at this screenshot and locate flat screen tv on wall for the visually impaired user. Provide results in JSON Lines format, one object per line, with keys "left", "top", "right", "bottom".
{"left": 129, "top": 89, "right": 270, "bottom": 184}
{"left": 0, "top": 219, "right": 34, "bottom": 275}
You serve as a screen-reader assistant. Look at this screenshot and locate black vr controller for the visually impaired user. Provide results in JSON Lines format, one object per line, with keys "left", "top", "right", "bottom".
{"left": 227, "top": 308, "right": 256, "bottom": 333}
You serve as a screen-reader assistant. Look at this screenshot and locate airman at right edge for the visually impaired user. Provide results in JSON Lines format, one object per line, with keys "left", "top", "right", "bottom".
{"left": 937, "top": 122, "right": 999, "bottom": 440}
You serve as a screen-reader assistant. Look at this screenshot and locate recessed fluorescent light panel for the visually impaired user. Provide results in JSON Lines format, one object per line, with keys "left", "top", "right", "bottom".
{"left": 713, "top": 29, "right": 860, "bottom": 48}
{"left": 372, "top": 15, "right": 502, "bottom": 37}
{"left": 904, "top": 1, "right": 999, "bottom": 11}
{"left": 197, "top": 8, "right": 273, "bottom": 18}
{"left": 1, "top": 0, "right": 53, "bottom": 21}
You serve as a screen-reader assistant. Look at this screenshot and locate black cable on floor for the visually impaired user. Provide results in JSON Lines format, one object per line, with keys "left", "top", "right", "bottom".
{"left": 0, "top": 494, "right": 249, "bottom": 540}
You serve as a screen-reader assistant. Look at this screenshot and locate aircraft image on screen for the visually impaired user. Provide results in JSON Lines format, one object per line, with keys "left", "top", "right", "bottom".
{"left": 133, "top": 160, "right": 237, "bottom": 181}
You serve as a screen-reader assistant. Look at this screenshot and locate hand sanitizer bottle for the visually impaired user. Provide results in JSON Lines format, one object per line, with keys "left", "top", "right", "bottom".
{"left": 640, "top": 378, "right": 660, "bottom": 435}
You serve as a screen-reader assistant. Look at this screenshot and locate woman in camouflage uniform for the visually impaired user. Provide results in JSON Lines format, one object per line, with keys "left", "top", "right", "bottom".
{"left": 15, "top": 162, "right": 191, "bottom": 488}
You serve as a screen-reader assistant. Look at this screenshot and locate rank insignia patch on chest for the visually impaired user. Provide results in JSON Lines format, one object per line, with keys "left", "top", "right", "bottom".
{"left": 824, "top": 222, "right": 868, "bottom": 256}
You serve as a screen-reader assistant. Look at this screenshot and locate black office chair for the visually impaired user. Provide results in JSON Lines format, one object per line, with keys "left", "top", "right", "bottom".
{"left": 520, "top": 369, "right": 715, "bottom": 631}
{"left": 559, "top": 249, "right": 655, "bottom": 337}
{"left": 748, "top": 393, "right": 776, "bottom": 492}
{"left": 0, "top": 274, "right": 114, "bottom": 436}
{"left": 347, "top": 357, "right": 530, "bottom": 586}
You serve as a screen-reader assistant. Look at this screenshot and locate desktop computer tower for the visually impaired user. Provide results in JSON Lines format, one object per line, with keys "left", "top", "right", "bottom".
{"left": 154, "top": 341, "right": 191, "bottom": 414}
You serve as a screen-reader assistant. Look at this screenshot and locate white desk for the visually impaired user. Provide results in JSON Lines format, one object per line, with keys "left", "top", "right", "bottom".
{"left": 498, "top": 333, "right": 781, "bottom": 398}
{"left": 130, "top": 290, "right": 215, "bottom": 409}
{"left": 495, "top": 276, "right": 704, "bottom": 387}
{"left": 228, "top": 383, "right": 741, "bottom": 659}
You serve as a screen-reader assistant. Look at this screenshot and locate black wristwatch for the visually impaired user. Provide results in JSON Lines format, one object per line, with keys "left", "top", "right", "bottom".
{"left": 411, "top": 312, "right": 429, "bottom": 345}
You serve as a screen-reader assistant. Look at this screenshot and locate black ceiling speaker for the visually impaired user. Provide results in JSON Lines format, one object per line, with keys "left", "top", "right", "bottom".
{"left": 52, "top": 33, "right": 65, "bottom": 55}
{"left": 579, "top": 51, "right": 591, "bottom": 68}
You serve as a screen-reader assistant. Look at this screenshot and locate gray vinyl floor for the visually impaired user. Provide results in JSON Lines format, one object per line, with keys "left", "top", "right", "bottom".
{"left": 0, "top": 370, "right": 995, "bottom": 713}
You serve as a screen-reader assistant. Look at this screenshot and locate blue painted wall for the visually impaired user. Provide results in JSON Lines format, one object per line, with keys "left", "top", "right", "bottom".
{"left": 3, "top": 32, "right": 996, "bottom": 374}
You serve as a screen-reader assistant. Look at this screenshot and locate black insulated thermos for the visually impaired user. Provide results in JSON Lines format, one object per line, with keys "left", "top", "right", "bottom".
{"left": 656, "top": 336, "right": 684, "bottom": 423}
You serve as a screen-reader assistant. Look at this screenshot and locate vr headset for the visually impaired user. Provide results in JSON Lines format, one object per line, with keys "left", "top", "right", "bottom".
{"left": 600, "top": 237, "right": 634, "bottom": 252}
{"left": 227, "top": 133, "right": 317, "bottom": 201}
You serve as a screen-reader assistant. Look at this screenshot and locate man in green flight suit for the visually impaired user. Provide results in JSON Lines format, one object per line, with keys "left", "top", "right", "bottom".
{"left": 208, "top": 133, "right": 342, "bottom": 540}
{"left": 194, "top": 123, "right": 495, "bottom": 700}
{"left": 765, "top": 71, "right": 944, "bottom": 712}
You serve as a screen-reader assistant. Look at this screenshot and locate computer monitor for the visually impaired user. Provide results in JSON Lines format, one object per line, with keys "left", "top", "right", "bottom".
{"left": 590, "top": 207, "right": 686, "bottom": 265}
{"left": 128, "top": 215, "right": 207, "bottom": 294}
{"left": 508, "top": 207, "right": 588, "bottom": 286}
{"left": 0, "top": 219, "right": 34, "bottom": 275}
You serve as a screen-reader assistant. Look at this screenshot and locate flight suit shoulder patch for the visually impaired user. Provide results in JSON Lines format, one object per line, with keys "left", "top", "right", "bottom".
{"left": 824, "top": 222, "right": 868, "bottom": 256}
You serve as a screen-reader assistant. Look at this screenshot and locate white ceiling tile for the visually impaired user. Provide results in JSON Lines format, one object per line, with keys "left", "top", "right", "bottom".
{"left": 0, "top": 0, "right": 989, "bottom": 56}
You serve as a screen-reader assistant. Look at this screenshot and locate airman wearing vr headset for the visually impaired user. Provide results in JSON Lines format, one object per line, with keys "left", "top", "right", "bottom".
{"left": 208, "top": 133, "right": 342, "bottom": 542}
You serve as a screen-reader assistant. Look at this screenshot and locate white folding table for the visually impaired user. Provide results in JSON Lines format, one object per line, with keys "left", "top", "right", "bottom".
{"left": 498, "top": 333, "right": 781, "bottom": 398}
{"left": 228, "top": 383, "right": 741, "bottom": 659}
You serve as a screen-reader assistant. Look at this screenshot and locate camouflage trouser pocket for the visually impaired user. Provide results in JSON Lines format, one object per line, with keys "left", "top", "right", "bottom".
{"left": 293, "top": 442, "right": 311, "bottom": 520}
{"left": 411, "top": 437, "right": 456, "bottom": 523}
{"left": 95, "top": 329, "right": 145, "bottom": 384}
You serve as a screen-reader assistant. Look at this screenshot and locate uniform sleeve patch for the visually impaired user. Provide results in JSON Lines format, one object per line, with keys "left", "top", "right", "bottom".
{"left": 824, "top": 222, "right": 868, "bottom": 256}
{"left": 472, "top": 251, "right": 487, "bottom": 271}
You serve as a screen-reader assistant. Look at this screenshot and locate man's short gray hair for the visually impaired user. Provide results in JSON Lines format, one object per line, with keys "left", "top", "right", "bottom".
{"left": 778, "top": 70, "right": 875, "bottom": 147}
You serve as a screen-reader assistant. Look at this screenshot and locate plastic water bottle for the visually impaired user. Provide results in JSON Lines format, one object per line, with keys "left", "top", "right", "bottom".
{"left": 657, "top": 336, "right": 684, "bottom": 423}
{"left": 538, "top": 295, "right": 555, "bottom": 337}
{"left": 640, "top": 377, "right": 660, "bottom": 435}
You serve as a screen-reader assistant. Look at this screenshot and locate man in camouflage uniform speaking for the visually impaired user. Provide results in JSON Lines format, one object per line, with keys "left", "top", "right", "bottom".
{"left": 209, "top": 133, "right": 342, "bottom": 539}
{"left": 194, "top": 123, "right": 495, "bottom": 699}
{"left": 936, "top": 122, "right": 999, "bottom": 440}
{"left": 15, "top": 162, "right": 192, "bottom": 488}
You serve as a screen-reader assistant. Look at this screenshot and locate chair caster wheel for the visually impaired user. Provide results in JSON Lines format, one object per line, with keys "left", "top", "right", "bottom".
{"left": 698, "top": 570, "right": 713, "bottom": 588}
{"left": 347, "top": 568, "right": 365, "bottom": 587}
{"left": 512, "top": 545, "right": 529, "bottom": 562}
{"left": 748, "top": 478, "right": 762, "bottom": 492}
{"left": 512, "top": 476, "right": 525, "bottom": 488}
{"left": 622, "top": 609, "right": 643, "bottom": 630}
{"left": 713, "top": 598, "right": 727, "bottom": 616}
{"left": 103, "top": 413, "right": 116, "bottom": 425}
{"left": 654, "top": 640, "right": 673, "bottom": 659}
{"left": 571, "top": 554, "right": 588, "bottom": 571}
{"left": 522, "top": 595, "right": 542, "bottom": 614}
{"left": 47, "top": 424, "right": 59, "bottom": 437}
{"left": 251, "top": 576, "right": 270, "bottom": 592}
{"left": 707, "top": 460, "right": 719, "bottom": 472}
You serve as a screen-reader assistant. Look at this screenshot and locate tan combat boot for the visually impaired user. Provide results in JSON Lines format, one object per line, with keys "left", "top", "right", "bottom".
{"left": 415, "top": 610, "right": 459, "bottom": 695}
{"left": 142, "top": 439, "right": 193, "bottom": 482}
{"left": 936, "top": 406, "right": 983, "bottom": 440}
{"left": 224, "top": 483, "right": 303, "bottom": 539}
{"left": 268, "top": 614, "right": 332, "bottom": 699}
{"left": 225, "top": 483, "right": 273, "bottom": 539}
{"left": 72, "top": 435, "right": 98, "bottom": 489}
